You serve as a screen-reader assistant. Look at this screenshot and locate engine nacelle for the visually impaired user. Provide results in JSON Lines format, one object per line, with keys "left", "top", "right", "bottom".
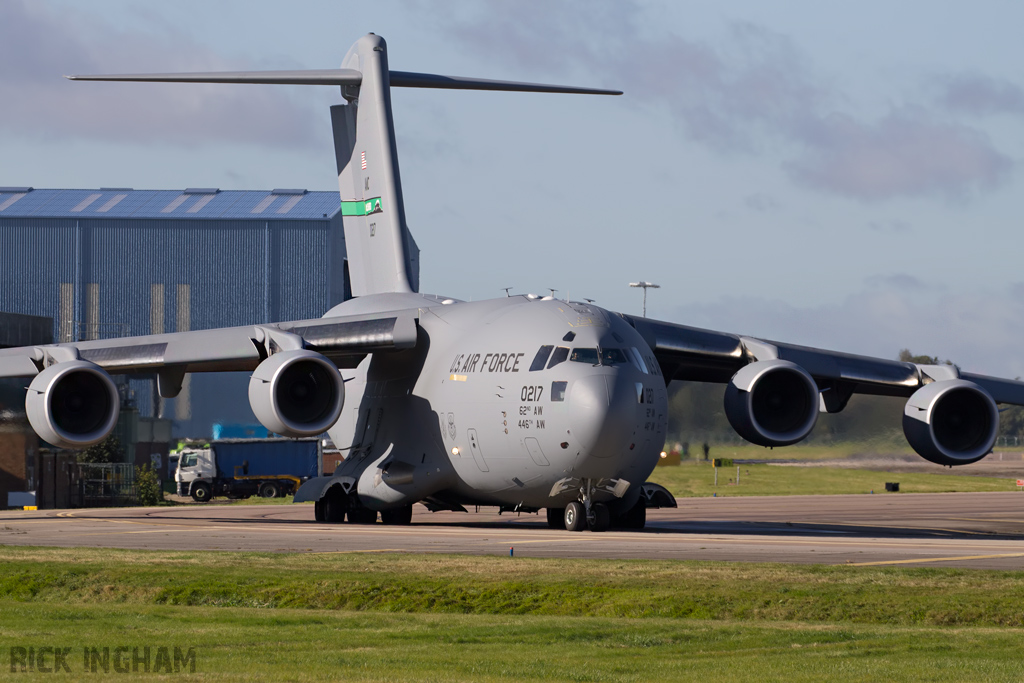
{"left": 724, "top": 359, "right": 819, "bottom": 447}
{"left": 25, "top": 360, "right": 120, "bottom": 449}
{"left": 903, "top": 379, "right": 997, "bottom": 466}
{"left": 248, "top": 349, "right": 344, "bottom": 437}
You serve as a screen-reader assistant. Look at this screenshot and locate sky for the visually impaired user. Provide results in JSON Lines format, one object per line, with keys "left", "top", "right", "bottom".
{"left": 4, "top": 1, "right": 1024, "bottom": 377}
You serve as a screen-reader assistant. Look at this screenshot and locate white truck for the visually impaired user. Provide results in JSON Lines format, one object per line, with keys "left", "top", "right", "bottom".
{"left": 175, "top": 438, "right": 321, "bottom": 502}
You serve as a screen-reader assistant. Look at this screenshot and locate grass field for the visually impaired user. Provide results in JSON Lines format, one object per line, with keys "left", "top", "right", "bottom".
{"left": 668, "top": 440, "right": 1024, "bottom": 461}
{"left": 4, "top": 603, "right": 1024, "bottom": 682}
{"left": 666, "top": 441, "right": 921, "bottom": 461}
{"left": 3, "top": 548, "right": 1024, "bottom": 681}
{"left": 648, "top": 461, "right": 1020, "bottom": 498}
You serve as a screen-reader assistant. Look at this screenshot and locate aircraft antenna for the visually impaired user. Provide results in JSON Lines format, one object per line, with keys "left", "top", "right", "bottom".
{"left": 502, "top": 287, "right": 514, "bottom": 297}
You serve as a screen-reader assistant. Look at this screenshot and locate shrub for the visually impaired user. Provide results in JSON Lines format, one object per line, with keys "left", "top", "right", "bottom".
{"left": 135, "top": 463, "right": 163, "bottom": 506}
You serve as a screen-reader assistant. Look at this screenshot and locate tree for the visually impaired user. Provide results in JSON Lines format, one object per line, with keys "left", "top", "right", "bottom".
{"left": 135, "top": 463, "right": 163, "bottom": 506}
{"left": 78, "top": 435, "right": 126, "bottom": 463}
{"left": 898, "top": 349, "right": 949, "bottom": 365}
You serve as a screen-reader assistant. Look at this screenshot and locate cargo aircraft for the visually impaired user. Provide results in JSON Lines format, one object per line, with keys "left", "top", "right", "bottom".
{"left": 2, "top": 34, "right": 1022, "bottom": 531}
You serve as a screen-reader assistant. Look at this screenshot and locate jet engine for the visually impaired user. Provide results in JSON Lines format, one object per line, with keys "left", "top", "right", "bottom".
{"left": 903, "top": 379, "right": 998, "bottom": 466}
{"left": 724, "top": 359, "right": 819, "bottom": 447}
{"left": 25, "top": 360, "right": 120, "bottom": 449}
{"left": 248, "top": 349, "right": 345, "bottom": 437}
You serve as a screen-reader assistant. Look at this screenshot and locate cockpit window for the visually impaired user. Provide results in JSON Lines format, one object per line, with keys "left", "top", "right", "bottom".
{"left": 529, "top": 345, "right": 554, "bottom": 372}
{"left": 547, "top": 346, "right": 569, "bottom": 369}
{"left": 627, "top": 347, "right": 649, "bottom": 374}
{"left": 551, "top": 381, "right": 568, "bottom": 402}
{"left": 601, "top": 348, "right": 629, "bottom": 366}
{"left": 569, "top": 348, "right": 599, "bottom": 364}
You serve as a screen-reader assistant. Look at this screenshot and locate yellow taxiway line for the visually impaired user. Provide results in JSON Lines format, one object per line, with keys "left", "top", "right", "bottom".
{"left": 848, "top": 552, "right": 1024, "bottom": 567}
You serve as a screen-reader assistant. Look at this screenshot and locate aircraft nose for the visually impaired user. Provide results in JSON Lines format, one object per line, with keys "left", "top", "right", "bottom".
{"left": 567, "top": 374, "right": 634, "bottom": 458}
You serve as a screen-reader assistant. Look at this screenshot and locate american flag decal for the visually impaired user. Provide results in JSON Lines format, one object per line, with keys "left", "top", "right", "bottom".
{"left": 361, "top": 152, "right": 367, "bottom": 170}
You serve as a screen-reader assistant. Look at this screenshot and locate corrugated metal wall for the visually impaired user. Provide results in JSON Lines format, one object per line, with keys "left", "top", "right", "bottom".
{"left": 0, "top": 215, "right": 347, "bottom": 436}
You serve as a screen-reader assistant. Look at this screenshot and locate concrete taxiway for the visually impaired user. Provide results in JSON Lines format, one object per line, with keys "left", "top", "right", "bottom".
{"left": 2, "top": 492, "right": 1024, "bottom": 569}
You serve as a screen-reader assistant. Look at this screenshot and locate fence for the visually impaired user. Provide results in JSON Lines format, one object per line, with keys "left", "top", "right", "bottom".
{"left": 72, "top": 463, "right": 136, "bottom": 508}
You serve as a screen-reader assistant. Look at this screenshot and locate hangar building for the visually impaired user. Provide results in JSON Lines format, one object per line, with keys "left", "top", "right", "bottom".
{"left": 0, "top": 186, "right": 348, "bottom": 437}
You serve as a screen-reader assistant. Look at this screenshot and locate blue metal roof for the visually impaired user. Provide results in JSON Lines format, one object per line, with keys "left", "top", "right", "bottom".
{"left": 0, "top": 188, "right": 341, "bottom": 220}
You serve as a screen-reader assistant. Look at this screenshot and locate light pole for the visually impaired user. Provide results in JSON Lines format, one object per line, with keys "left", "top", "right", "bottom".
{"left": 629, "top": 281, "right": 660, "bottom": 317}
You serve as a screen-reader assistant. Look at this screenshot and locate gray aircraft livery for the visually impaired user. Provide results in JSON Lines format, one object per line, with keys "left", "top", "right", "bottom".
{"left": 2, "top": 34, "right": 1023, "bottom": 531}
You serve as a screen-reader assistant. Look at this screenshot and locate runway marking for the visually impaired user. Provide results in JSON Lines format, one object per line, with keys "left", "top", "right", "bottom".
{"left": 483, "top": 537, "right": 592, "bottom": 545}
{"left": 311, "top": 549, "right": 408, "bottom": 555}
{"left": 637, "top": 533, "right": 1024, "bottom": 551}
{"left": 947, "top": 517, "right": 1024, "bottom": 524}
{"left": 848, "top": 552, "right": 1024, "bottom": 567}
{"left": 722, "top": 519, "right": 1000, "bottom": 537}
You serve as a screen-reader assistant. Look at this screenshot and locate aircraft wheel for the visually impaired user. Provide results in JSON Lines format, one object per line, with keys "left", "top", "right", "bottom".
{"left": 587, "top": 503, "right": 610, "bottom": 532}
{"left": 314, "top": 500, "right": 326, "bottom": 522}
{"left": 348, "top": 507, "right": 378, "bottom": 524}
{"left": 564, "top": 502, "right": 586, "bottom": 532}
{"left": 322, "top": 488, "right": 347, "bottom": 523}
{"left": 258, "top": 482, "right": 280, "bottom": 499}
{"left": 381, "top": 505, "right": 413, "bottom": 525}
{"left": 546, "top": 507, "right": 566, "bottom": 530}
{"left": 190, "top": 482, "right": 212, "bottom": 503}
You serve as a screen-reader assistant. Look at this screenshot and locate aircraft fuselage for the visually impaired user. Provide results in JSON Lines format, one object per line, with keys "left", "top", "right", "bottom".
{"left": 324, "top": 294, "right": 669, "bottom": 515}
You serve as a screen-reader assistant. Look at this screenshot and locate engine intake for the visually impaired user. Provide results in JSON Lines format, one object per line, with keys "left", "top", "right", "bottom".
{"left": 25, "top": 360, "right": 120, "bottom": 448}
{"left": 903, "top": 379, "right": 997, "bottom": 466}
{"left": 248, "top": 349, "right": 344, "bottom": 437}
{"left": 724, "top": 359, "right": 819, "bottom": 447}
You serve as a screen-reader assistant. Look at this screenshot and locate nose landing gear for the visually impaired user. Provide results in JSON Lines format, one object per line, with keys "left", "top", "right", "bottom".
{"left": 558, "top": 480, "right": 612, "bottom": 532}
{"left": 585, "top": 503, "right": 610, "bottom": 531}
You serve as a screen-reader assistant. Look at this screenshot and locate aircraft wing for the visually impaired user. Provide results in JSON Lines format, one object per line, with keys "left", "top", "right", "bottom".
{"left": 0, "top": 310, "right": 420, "bottom": 447}
{"left": 620, "top": 314, "right": 1024, "bottom": 408}
{"left": 0, "top": 311, "right": 418, "bottom": 382}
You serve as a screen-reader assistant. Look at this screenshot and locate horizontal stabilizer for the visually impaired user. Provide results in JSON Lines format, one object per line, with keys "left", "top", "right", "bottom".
{"left": 66, "top": 69, "right": 364, "bottom": 85}
{"left": 388, "top": 70, "right": 621, "bottom": 95}
{"left": 67, "top": 69, "right": 621, "bottom": 95}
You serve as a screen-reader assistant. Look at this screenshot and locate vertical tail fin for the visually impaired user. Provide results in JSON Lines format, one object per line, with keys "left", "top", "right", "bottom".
{"left": 332, "top": 34, "right": 417, "bottom": 296}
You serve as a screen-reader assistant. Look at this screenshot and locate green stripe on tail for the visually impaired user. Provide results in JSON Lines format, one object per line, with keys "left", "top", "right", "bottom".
{"left": 340, "top": 197, "right": 383, "bottom": 216}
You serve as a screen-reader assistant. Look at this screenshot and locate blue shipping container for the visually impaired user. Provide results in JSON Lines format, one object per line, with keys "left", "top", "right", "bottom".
{"left": 212, "top": 439, "right": 319, "bottom": 480}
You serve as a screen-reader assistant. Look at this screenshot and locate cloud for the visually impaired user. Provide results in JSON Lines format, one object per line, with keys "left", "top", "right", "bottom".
{"left": 785, "top": 109, "right": 1012, "bottom": 201}
{"left": 937, "top": 73, "right": 1024, "bottom": 116}
{"left": 0, "top": 1, "right": 324, "bottom": 148}
{"left": 450, "top": 6, "right": 823, "bottom": 152}
{"left": 864, "top": 273, "right": 927, "bottom": 290}
{"left": 667, "top": 279, "right": 1024, "bottom": 379}
{"left": 867, "top": 219, "right": 912, "bottom": 234}
{"left": 437, "top": 1, "right": 1013, "bottom": 202}
{"left": 743, "top": 193, "right": 780, "bottom": 212}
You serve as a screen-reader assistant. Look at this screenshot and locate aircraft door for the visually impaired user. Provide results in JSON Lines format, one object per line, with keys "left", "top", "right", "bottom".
{"left": 467, "top": 428, "right": 489, "bottom": 472}
{"left": 523, "top": 437, "right": 550, "bottom": 466}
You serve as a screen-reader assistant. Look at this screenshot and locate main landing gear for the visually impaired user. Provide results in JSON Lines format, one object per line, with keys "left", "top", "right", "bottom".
{"left": 314, "top": 487, "right": 413, "bottom": 525}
